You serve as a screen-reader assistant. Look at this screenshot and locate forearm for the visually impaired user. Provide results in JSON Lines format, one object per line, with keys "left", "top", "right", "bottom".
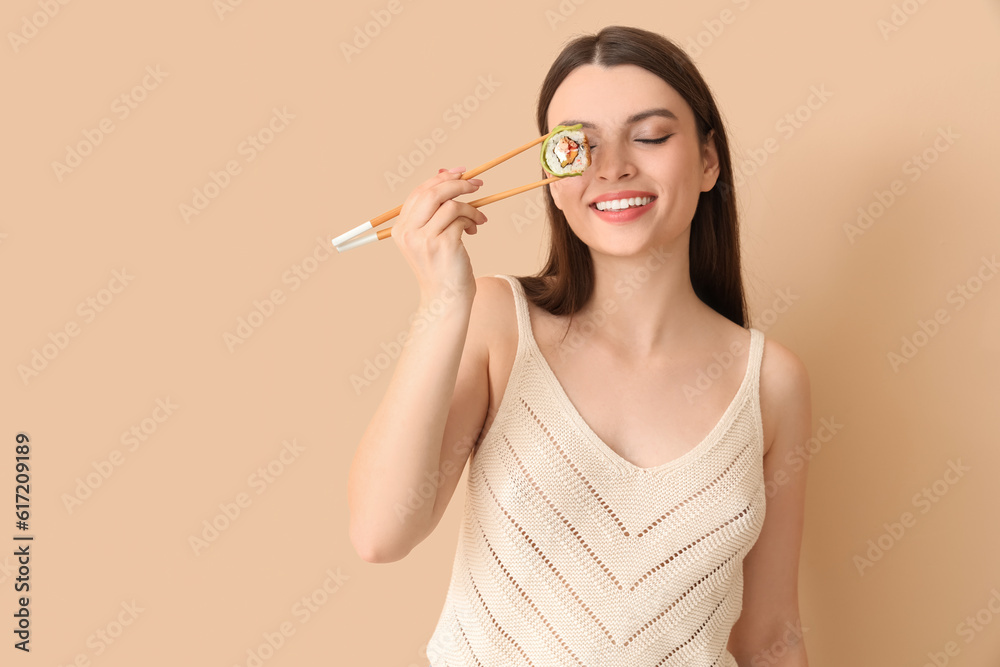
{"left": 347, "top": 290, "right": 474, "bottom": 561}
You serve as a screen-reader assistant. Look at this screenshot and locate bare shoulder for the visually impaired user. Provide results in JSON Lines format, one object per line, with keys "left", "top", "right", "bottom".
{"left": 472, "top": 274, "right": 515, "bottom": 310}
{"left": 758, "top": 335, "right": 812, "bottom": 456}
{"left": 471, "top": 275, "right": 516, "bottom": 338}
{"left": 468, "top": 275, "right": 519, "bottom": 367}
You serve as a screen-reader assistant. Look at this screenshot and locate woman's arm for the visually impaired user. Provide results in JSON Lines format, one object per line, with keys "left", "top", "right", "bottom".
{"left": 727, "top": 338, "right": 812, "bottom": 667}
{"left": 346, "top": 284, "right": 489, "bottom": 564}
{"left": 346, "top": 168, "right": 491, "bottom": 564}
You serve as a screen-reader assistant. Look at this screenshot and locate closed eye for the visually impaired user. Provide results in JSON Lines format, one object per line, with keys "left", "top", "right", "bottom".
{"left": 636, "top": 134, "right": 673, "bottom": 144}
{"left": 587, "top": 134, "right": 673, "bottom": 150}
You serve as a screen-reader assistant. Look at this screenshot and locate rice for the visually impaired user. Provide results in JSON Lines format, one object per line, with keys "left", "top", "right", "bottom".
{"left": 540, "top": 124, "right": 591, "bottom": 177}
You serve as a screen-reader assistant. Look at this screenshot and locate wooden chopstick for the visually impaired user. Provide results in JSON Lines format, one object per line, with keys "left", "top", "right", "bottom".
{"left": 334, "top": 175, "right": 561, "bottom": 252}
{"left": 331, "top": 133, "right": 549, "bottom": 248}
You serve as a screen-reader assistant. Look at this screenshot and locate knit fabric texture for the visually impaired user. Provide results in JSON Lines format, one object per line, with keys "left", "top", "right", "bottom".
{"left": 425, "top": 274, "right": 767, "bottom": 667}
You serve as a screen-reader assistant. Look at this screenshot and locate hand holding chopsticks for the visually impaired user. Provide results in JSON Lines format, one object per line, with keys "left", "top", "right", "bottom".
{"left": 332, "top": 124, "right": 590, "bottom": 252}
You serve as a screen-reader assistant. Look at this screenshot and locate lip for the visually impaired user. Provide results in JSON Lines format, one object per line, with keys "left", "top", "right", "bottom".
{"left": 589, "top": 190, "right": 658, "bottom": 225}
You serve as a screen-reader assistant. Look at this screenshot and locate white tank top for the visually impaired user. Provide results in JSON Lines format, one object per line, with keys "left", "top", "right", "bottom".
{"left": 426, "top": 274, "right": 767, "bottom": 667}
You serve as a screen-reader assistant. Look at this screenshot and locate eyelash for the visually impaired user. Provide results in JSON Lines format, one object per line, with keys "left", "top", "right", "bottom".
{"left": 588, "top": 134, "right": 673, "bottom": 150}
{"left": 638, "top": 134, "right": 673, "bottom": 144}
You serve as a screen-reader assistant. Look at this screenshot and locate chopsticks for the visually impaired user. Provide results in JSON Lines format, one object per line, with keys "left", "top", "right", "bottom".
{"left": 332, "top": 131, "right": 556, "bottom": 252}
{"left": 334, "top": 175, "right": 561, "bottom": 251}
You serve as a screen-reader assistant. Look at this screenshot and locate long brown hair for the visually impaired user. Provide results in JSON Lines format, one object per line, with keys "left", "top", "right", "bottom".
{"left": 517, "top": 25, "right": 749, "bottom": 331}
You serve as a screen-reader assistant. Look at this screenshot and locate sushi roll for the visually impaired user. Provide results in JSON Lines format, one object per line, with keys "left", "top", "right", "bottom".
{"left": 540, "top": 123, "right": 591, "bottom": 177}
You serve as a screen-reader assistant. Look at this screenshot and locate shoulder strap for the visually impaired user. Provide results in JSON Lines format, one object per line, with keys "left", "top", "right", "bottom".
{"left": 493, "top": 274, "right": 530, "bottom": 343}
{"left": 747, "top": 327, "right": 765, "bottom": 406}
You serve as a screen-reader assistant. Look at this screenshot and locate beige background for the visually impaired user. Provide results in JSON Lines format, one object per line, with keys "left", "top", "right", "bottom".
{"left": 3, "top": 0, "right": 999, "bottom": 664}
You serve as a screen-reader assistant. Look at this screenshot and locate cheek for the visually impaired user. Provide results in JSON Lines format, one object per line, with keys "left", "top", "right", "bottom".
{"left": 549, "top": 178, "right": 585, "bottom": 211}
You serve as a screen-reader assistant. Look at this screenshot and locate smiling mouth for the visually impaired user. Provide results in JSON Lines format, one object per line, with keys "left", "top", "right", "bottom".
{"left": 591, "top": 195, "right": 657, "bottom": 212}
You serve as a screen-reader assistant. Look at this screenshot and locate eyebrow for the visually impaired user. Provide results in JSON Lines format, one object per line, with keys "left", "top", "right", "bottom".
{"left": 558, "top": 107, "right": 679, "bottom": 130}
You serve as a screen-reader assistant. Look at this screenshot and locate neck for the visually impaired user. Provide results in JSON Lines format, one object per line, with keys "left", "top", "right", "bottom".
{"left": 577, "top": 238, "right": 708, "bottom": 360}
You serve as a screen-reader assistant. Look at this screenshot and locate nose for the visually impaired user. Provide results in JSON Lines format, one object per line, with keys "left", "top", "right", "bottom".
{"left": 591, "top": 138, "right": 635, "bottom": 182}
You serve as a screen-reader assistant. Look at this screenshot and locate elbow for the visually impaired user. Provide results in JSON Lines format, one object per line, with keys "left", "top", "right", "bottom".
{"left": 348, "top": 521, "right": 413, "bottom": 564}
{"left": 353, "top": 539, "right": 404, "bottom": 564}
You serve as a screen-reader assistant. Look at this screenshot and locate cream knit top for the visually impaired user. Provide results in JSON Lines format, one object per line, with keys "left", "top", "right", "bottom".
{"left": 426, "top": 274, "right": 767, "bottom": 667}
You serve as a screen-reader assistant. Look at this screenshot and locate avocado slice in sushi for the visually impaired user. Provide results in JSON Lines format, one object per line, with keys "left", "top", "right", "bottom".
{"left": 540, "top": 124, "right": 591, "bottom": 177}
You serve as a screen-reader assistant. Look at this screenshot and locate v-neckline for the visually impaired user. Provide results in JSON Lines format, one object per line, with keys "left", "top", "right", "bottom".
{"left": 519, "top": 298, "right": 758, "bottom": 475}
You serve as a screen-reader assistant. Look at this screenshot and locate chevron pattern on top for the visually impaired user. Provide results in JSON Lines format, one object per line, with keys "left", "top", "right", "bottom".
{"left": 426, "top": 275, "right": 767, "bottom": 667}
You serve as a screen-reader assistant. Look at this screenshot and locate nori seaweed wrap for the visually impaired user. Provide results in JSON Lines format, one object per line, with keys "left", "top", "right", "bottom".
{"left": 540, "top": 124, "right": 591, "bottom": 177}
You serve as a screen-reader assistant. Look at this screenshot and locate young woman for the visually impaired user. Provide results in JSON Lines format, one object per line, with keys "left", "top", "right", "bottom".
{"left": 348, "top": 26, "right": 811, "bottom": 667}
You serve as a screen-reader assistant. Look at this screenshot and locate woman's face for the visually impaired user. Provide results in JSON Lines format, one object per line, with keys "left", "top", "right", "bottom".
{"left": 545, "top": 63, "right": 719, "bottom": 256}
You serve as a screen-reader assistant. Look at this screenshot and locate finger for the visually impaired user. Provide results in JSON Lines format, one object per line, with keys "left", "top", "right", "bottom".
{"left": 407, "top": 170, "right": 478, "bottom": 212}
{"left": 438, "top": 214, "right": 479, "bottom": 247}
{"left": 405, "top": 179, "right": 484, "bottom": 232}
{"left": 404, "top": 167, "right": 468, "bottom": 211}
{"left": 424, "top": 200, "right": 487, "bottom": 238}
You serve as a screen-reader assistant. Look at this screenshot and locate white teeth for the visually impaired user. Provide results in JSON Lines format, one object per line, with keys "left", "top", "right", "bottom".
{"left": 595, "top": 196, "right": 653, "bottom": 211}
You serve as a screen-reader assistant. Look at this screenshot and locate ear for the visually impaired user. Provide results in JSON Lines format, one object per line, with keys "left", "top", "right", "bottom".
{"left": 700, "top": 128, "right": 721, "bottom": 192}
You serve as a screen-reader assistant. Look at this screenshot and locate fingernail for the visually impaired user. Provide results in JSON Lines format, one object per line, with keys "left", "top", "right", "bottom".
{"left": 448, "top": 166, "right": 466, "bottom": 173}
{"left": 439, "top": 168, "right": 447, "bottom": 173}
{"left": 469, "top": 178, "right": 483, "bottom": 185}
